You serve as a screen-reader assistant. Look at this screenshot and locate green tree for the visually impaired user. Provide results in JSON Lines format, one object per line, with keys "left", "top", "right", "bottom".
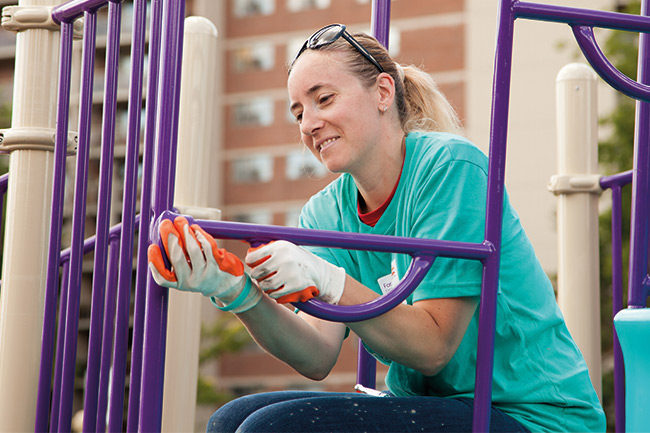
{"left": 197, "top": 313, "right": 253, "bottom": 405}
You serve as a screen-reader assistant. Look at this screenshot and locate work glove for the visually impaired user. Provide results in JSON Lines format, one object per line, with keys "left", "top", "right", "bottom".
{"left": 148, "top": 216, "right": 262, "bottom": 313}
{"left": 245, "top": 240, "right": 346, "bottom": 304}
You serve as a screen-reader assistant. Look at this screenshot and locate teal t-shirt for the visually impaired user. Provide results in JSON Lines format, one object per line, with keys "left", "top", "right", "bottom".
{"left": 299, "top": 131, "right": 605, "bottom": 432}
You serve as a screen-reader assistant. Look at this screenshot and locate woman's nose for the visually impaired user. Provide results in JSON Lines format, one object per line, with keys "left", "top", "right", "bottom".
{"left": 300, "top": 110, "right": 323, "bottom": 136}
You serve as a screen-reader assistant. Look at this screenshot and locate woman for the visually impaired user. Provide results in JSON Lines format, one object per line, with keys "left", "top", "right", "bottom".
{"left": 149, "top": 24, "right": 605, "bottom": 432}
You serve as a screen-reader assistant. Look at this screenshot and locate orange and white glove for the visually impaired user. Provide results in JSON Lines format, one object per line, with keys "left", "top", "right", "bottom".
{"left": 245, "top": 240, "right": 346, "bottom": 304}
{"left": 148, "top": 216, "right": 262, "bottom": 313}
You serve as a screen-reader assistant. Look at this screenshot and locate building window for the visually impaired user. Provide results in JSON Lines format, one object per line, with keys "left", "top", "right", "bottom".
{"left": 233, "top": 0, "right": 275, "bottom": 17}
{"left": 232, "top": 210, "right": 273, "bottom": 225}
{"left": 233, "top": 98, "right": 274, "bottom": 127}
{"left": 232, "top": 154, "right": 273, "bottom": 184}
{"left": 285, "top": 149, "right": 328, "bottom": 180}
{"left": 286, "top": 0, "right": 330, "bottom": 13}
{"left": 286, "top": 37, "right": 306, "bottom": 67}
{"left": 233, "top": 43, "right": 275, "bottom": 72}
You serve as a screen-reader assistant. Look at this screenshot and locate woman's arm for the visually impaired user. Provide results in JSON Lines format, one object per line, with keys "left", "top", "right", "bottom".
{"left": 236, "top": 288, "right": 347, "bottom": 380}
{"left": 341, "top": 275, "right": 477, "bottom": 376}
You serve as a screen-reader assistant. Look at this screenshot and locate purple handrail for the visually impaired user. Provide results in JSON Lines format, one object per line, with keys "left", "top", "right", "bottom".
{"left": 152, "top": 211, "right": 492, "bottom": 323}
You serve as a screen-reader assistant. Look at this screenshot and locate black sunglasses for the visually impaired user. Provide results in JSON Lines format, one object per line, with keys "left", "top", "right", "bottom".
{"left": 291, "top": 24, "right": 385, "bottom": 73}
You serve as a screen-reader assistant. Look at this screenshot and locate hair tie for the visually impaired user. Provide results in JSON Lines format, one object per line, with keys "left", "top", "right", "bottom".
{"left": 395, "top": 62, "right": 405, "bottom": 82}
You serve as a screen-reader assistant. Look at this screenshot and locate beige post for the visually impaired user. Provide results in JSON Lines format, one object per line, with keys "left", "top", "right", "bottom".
{"left": 549, "top": 63, "right": 602, "bottom": 400}
{"left": 0, "top": 0, "right": 67, "bottom": 431}
{"left": 161, "top": 16, "right": 219, "bottom": 432}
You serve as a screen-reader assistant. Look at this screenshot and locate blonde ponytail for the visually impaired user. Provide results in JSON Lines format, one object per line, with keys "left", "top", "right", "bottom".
{"left": 400, "top": 65, "right": 462, "bottom": 134}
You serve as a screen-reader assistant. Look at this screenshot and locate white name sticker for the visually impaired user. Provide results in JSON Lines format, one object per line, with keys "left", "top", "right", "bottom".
{"left": 377, "top": 260, "right": 401, "bottom": 297}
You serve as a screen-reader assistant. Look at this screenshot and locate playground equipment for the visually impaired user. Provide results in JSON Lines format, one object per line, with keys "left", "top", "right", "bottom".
{"left": 0, "top": 0, "right": 649, "bottom": 431}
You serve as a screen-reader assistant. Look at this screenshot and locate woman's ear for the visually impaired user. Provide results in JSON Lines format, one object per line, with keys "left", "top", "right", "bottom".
{"left": 376, "top": 72, "right": 396, "bottom": 111}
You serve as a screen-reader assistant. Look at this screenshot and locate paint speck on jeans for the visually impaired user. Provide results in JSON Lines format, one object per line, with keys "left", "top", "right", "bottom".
{"left": 411, "top": 409, "right": 417, "bottom": 414}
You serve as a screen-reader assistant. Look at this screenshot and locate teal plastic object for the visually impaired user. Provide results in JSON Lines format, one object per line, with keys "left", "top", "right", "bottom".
{"left": 613, "top": 308, "right": 650, "bottom": 432}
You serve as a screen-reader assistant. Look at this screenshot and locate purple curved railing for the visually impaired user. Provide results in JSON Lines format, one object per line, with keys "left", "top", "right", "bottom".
{"left": 31, "top": 0, "right": 650, "bottom": 432}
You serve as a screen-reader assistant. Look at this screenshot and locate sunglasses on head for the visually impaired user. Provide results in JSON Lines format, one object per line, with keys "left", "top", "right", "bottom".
{"left": 291, "top": 23, "right": 385, "bottom": 73}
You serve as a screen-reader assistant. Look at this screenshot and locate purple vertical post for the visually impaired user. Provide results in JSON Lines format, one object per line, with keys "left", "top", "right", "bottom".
{"left": 107, "top": 0, "right": 147, "bottom": 430}
{"left": 96, "top": 236, "right": 121, "bottom": 432}
{"left": 628, "top": 0, "right": 650, "bottom": 308}
{"left": 138, "top": 0, "right": 185, "bottom": 429}
{"left": 353, "top": 0, "right": 392, "bottom": 389}
{"left": 126, "top": 0, "right": 163, "bottom": 430}
{"left": 356, "top": 340, "right": 377, "bottom": 389}
{"left": 49, "top": 260, "right": 69, "bottom": 432}
{"left": 371, "top": 0, "right": 391, "bottom": 51}
{"left": 35, "top": 20, "right": 73, "bottom": 433}
{"left": 81, "top": 1, "right": 122, "bottom": 430}
{"left": 610, "top": 185, "right": 626, "bottom": 433}
{"left": 473, "top": 1, "right": 515, "bottom": 431}
{"left": 67, "top": 8, "right": 100, "bottom": 431}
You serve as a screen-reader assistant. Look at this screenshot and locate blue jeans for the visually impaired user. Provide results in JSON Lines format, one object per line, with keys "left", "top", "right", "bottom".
{"left": 206, "top": 391, "right": 530, "bottom": 432}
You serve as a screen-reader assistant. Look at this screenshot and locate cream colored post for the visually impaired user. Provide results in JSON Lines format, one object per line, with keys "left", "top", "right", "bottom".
{"left": 550, "top": 63, "right": 602, "bottom": 399}
{"left": 0, "top": 0, "right": 66, "bottom": 431}
{"left": 161, "top": 16, "right": 219, "bottom": 432}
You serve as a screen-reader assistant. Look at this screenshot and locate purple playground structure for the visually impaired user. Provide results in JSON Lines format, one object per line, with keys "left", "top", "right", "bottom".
{"left": 0, "top": 0, "right": 648, "bottom": 431}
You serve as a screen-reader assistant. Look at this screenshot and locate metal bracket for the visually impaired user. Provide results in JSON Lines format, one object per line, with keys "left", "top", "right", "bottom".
{"left": 0, "top": 127, "right": 77, "bottom": 155}
{"left": 174, "top": 205, "right": 222, "bottom": 221}
{"left": 1, "top": 5, "right": 83, "bottom": 37}
{"left": 548, "top": 174, "right": 602, "bottom": 195}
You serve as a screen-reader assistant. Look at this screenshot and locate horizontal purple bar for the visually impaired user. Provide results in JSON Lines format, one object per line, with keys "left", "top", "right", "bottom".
{"left": 164, "top": 215, "right": 494, "bottom": 260}
{"left": 296, "top": 255, "right": 435, "bottom": 322}
{"left": 52, "top": 0, "right": 109, "bottom": 24}
{"left": 600, "top": 170, "right": 633, "bottom": 189}
{"left": 514, "top": 1, "right": 650, "bottom": 32}
{"left": 153, "top": 211, "right": 493, "bottom": 322}
{"left": 59, "top": 214, "right": 140, "bottom": 262}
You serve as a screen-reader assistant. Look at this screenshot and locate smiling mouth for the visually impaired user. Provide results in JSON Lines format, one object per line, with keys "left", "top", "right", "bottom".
{"left": 318, "top": 137, "right": 339, "bottom": 152}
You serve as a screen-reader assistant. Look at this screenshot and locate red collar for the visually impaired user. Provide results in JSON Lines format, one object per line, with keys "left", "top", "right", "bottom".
{"left": 358, "top": 162, "right": 403, "bottom": 227}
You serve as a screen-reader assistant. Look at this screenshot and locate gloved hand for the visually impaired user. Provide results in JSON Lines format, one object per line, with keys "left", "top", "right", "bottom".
{"left": 148, "top": 216, "right": 262, "bottom": 313}
{"left": 245, "top": 240, "right": 346, "bottom": 304}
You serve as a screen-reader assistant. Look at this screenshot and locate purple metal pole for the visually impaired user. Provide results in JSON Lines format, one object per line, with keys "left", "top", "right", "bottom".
{"left": 352, "top": 0, "right": 391, "bottom": 388}
{"left": 107, "top": 0, "right": 146, "bottom": 430}
{"left": 370, "top": 0, "right": 391, "bottom": 48}
{"left": 610, "top": 185, "right": 626, "bottom": 433}
{"left": 627, "top": 0, "right": 650, "bottom": 308}
{"left": 139, "top": 0, "right": 186, "bottom": 429}
{"left": 356, "top": 340, "right": 377, "bottom": 389}
{"left": 473, "top": 1, "right": 516, "bottom": 431}
{"left": 35, "top": 20, "right": 73, "bottom": 433}
{"left": 126, "top": 0, "right": 163, "bottom": 430}
{"left": 96, "top": 236, "right": 121, "bottom": 433}
{"left": 82, "top": 2, "right": 122, "bottom": 430}
{"left": 63, "top": 9, "right": 99, "bottom": 431}
{"left": 49, "top": 260, "right": 69, "bottom": 432}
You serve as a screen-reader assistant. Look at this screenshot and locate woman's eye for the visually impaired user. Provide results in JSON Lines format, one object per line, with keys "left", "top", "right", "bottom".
{"left": 318, "top": 94, "right": 333, "bottom": 105}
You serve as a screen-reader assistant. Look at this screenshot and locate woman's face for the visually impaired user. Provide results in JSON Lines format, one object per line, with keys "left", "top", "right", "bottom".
{"left": 288, "top": 50, "right": 383, "bottom": 176}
